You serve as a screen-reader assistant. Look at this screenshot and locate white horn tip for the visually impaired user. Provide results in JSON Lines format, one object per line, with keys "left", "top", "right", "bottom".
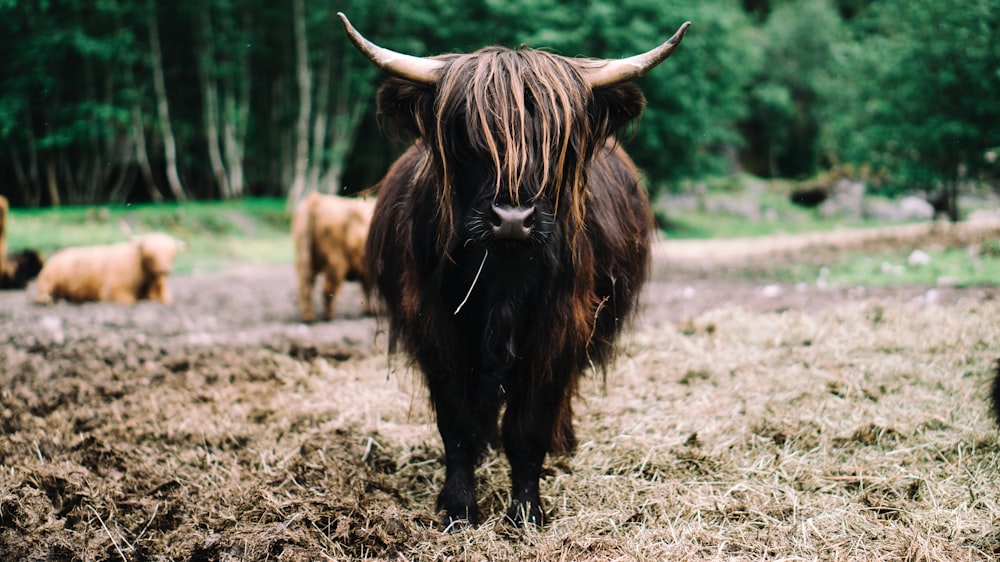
{"left": 337, "top": 12, "right": 352, "bottom": 30}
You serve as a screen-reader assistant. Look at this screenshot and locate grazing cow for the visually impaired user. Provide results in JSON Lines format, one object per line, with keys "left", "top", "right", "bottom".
{"left": 292, "top": 192, "right": 376, "bottom": 322}
{"left": 340, "top": 13, "right": 689, "bottom": 526}
{"left": 0, "top": 249, "right": 45, "bottom": 290}
{"left": 34, "top": 232, "right": 185, "bottom": 305}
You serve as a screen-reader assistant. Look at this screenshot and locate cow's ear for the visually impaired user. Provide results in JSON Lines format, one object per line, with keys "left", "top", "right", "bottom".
{"left": 589, "top": 83, "right": 646, "bottom": 140}
{"left": 377, "top": 78, "right": 436, "bottom": 140}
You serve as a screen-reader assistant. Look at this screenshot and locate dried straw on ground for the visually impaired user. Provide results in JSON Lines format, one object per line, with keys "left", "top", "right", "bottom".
{"left": 1, "top": 228, "right": 999, "bottom": 560}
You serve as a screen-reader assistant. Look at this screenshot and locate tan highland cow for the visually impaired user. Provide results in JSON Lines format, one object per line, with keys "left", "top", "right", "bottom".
{"left": 292, "top": 192, "right": 376, "bottom": 322}
{"left": 34, "top": 232, "right": 186, "bottom": 305}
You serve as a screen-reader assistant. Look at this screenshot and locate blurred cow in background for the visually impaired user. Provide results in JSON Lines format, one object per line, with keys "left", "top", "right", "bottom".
{"left": 34, "top": 232, "right": 186, "bottom": 305}
{"left": 292, "top": 192, "right": 376, "bottom": 322}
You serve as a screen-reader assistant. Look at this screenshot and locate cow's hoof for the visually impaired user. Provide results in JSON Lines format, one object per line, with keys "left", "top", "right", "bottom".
{"left": 441, "top": 513, "right": 476, "bottom": 532}
{"left": 505, "top": 498, "right": 545, "bottom": 527}
{"left": 437, "top": 492, "right": 479, "bottom": 530}
{"left": 439, "top": 506, "right": 479, "bottom": 531}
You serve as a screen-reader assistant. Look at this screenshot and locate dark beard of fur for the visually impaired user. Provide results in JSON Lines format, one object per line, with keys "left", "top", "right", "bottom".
{"left": 443, "top": 228, "right": 565, "bottom": 369}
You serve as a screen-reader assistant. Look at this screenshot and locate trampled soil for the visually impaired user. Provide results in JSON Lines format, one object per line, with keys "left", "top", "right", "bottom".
{"left": 2, "top": 224, "right": 999, "bottom": 561}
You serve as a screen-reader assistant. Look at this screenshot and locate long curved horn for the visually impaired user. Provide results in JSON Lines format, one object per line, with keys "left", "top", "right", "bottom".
{"left": 338, "top": 12, "right": 445, "bottom": 86}
{"left": 581, "top": 21, "right": 691, "bottom": 89}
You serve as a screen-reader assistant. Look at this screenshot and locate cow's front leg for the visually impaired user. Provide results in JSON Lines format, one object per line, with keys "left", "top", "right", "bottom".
{"left": 502, "top": 380, "right": 568, "bottom": 527}
{"left": 428, "top": 375, "right": 488, "bottom": 528}
{"left": 145, "top": 276, "right": 171, "bottom": 303}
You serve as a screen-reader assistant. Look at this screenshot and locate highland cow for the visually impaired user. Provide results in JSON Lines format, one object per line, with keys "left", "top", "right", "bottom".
{"left": 34, "top": 233, "right": 185, "bottom": 305}
{"left": 340, "top": 13, "right": 690, "bottom": 527}
{"left": 292, "top": 192, "right": 376, "bottom": 322}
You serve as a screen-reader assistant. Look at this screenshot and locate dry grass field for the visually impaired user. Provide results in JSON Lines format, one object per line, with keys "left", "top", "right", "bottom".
{"left": 1, "top": 222, "right": 999, "bottom": 561}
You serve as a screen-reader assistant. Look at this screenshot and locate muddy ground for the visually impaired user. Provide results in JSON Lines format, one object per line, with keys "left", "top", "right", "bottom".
{"left": 2, "top": 225, "right": 999, "bottom": 561}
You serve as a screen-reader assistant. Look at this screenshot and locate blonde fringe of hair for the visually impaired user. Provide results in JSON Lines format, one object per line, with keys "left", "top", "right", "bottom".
{"left": 423, "top": 48, "right": 596, "bottom": 257}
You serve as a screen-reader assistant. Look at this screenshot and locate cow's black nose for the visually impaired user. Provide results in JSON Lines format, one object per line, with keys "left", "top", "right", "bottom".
{"left": 490, "top": 203, "right": 535, "bottom": 241}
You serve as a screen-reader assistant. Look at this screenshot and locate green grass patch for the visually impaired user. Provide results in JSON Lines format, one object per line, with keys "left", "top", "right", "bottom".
{"left": 6, "top": 198, "right": 294, "bottom": 274}
{"left": 7, "top": 192, "right": 996, "bottom": 287}
{"left": 657, "top": 186, "right": 920, "bottom": 239}
{"left": 772, "top": 247, "right": 1000, "bottom": 287}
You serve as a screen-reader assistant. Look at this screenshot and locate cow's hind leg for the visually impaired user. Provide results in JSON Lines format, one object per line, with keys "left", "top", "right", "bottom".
{"left": 321, "top": 266, "right": 344, "bottom": 321}
{"left": 296, "top": 265, "right": 316, "bottom": 323}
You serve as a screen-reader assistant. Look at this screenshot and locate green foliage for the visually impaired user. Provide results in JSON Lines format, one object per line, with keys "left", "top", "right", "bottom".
{"left": 828, "top": 0, "right": 1000, "bottom": 195}
{"left": 628, "top": 0, "right": 760, "bottom": 190}
{"left": 745, "top": 0, "right": 843, "bottom": 178}
{"left": 0, "top": 0, "right": 996, "bottom": 209}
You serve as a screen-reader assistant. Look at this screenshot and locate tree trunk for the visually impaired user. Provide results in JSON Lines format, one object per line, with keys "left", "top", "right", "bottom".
{"left": 307, "top": 48, "right": 332, "bottom": 194}
{"left": 147, "top": 0, "right": 187, "bottom": 202}
{"left": 88, "top": 69, "right": 119, "bottom": 204}
{"left": 58, "top": 153, "right": 77, "bottom": 204}
{"left": 287, "top": 0, "right": 312, "bottom": 209}
{"left": 320, "top": 49, "right": 373, "bottom": 193}
{"left": 196, "top": 5, "right": 232, "bottom": 199}
{"left": 219, "top": 9, "right": 251, "bottom": 200}
{"left": 108, "top": 160, "right": 139, "bottom": 204}
{"left": 947, "top": 174, "right": 960, "bottom": 223}
{"left": 8, "top": 148, "right": 31, "bottom": 206}
{"left": 273, "top": 77, "right": 295, "bottom": 201}
{"left": 79, "top": 28, "right": 100, "bottom": 205}
{"left": 222, "top": 115, "right": 243, "bottom": 199}
{"left": 45, "top": 158, "right": 60, "bottom": 207}
{"left": 130, "top": 102, "right": 163, "bottom": 203}
{"left": 117, "top": 2, "right": 162, "bottom": 205}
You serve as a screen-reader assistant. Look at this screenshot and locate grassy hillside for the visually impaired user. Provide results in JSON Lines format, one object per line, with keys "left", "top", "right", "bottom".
{"left": 652, "top": 177, "right": 1000, "bottom": 287}
{"left": 6, "top": 194, "right": 999, "bottom": 287}
{"left": 6, "top": 198, "right": 294, "bottom": 274}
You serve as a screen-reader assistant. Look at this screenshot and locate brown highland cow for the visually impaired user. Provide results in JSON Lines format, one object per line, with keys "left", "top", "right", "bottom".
{"left": 339, "top": 12, "right": 689, "bottom": 527}
{"left": 34, "top": 232, "right": 185, "bottom": 305}
{"left": 292, "top": 192, "right": 376, "bottom": 322}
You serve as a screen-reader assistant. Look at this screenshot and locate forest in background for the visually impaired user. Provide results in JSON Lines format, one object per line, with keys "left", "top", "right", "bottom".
{"left": 0, "top": 0, "right": 997, "bottom": 211}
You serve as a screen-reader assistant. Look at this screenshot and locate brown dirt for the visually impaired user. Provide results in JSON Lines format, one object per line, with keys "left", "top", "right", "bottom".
{"left": 2, "top": 223, "right": 999, "bottom": 561}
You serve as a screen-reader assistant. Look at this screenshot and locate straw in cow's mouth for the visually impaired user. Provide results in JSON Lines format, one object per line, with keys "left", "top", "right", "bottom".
{"left": 454, "top": 248, "right": 488, "bottom": 315}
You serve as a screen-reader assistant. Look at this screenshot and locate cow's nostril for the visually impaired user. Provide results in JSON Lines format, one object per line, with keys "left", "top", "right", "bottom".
{"left": 490, "top": 204, "right": 535, "bottom": 241}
